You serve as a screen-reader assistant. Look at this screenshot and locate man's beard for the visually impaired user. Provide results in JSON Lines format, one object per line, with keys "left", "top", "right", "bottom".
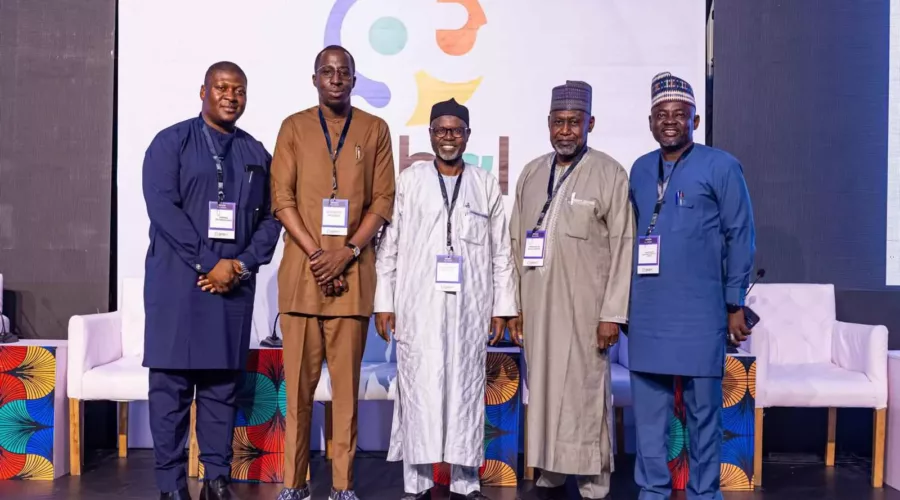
{"left": 659, "top": 135, "right": 688, "bottom": 151}
{"left": 553, "top": 143, "right": 579, "bottom": 157}
{"left": 437, "top": 148, "right": 462, "bottom": 162}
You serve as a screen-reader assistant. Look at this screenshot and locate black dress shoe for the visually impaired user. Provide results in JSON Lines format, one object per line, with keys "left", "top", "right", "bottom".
{"left": 160, "top": 487, "right": 192, "bottom": 500}
{"left": 200, "top": 476, "right": 233, "bottom": 500}
{"left": 401, "top": 490, "right": 432, "bottom": 500}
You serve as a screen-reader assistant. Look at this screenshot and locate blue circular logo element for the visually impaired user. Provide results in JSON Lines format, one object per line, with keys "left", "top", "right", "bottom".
{"left": 369, "top": 16, "right": 408, "bottom": 56}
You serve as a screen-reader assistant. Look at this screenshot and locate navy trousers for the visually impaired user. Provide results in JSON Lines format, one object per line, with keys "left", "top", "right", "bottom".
{"left": 148, "top": 368, "right": 240, "bottom": 493}
{"left": 631, "top": 370, "right": 724, "bottom": 500}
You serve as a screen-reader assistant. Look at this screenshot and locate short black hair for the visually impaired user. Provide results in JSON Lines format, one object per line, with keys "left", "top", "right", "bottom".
{"left": 204, "top": 61, "right": 246, "bottom": 86}
{"left": 314, "top": 45, "right": 355, "bottom": 73}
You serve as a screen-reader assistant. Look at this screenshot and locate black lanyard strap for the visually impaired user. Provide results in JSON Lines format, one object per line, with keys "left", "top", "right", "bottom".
{"left": 645, "top": 143, "right": 695, "bottom": 236}
{"left": 318, "top": 107, "right": 354, "bottom": 199}
{"left": 201, "top": 124, "right": 226, "bottom": 203}
{"left": 435, "top": 161, "right": 464, "bottom": 254}
{"left": 532, "top": 147, "right": 588, "bottom": 232}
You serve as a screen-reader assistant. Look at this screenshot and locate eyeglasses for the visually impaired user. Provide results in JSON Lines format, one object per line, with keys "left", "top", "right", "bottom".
{"left": 316, "top": 66, "right": 353, "bottom": 80}
{"left": 430, "top": 127, "right": 468, "bottom": 138}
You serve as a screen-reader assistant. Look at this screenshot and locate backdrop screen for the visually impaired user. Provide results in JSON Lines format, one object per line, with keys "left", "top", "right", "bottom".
{"left": 889, "top": 0, "right": 900, "bottom": 285}
{"left": 117, "top": 0, "right": 706, "bottom": 344}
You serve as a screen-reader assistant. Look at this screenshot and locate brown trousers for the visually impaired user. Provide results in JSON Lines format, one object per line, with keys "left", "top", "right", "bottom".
{"left": 281, "top": 314, "right": 368, "bottom": 490}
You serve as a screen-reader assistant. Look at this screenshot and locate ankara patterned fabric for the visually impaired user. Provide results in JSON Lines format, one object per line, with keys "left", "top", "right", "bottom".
{"left": 201, "top": 349, "right": 521, "bottom": 485}
{"left": 0, "top": 346, "right": 57, "bottom": 480}
{"left": 432, "top": 351, "right": 521, "bottom": 487}
{"left": 668, "top": 355, "right": 756, "bottom": 491}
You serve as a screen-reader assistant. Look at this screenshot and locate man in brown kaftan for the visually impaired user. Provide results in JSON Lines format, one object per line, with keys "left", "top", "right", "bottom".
{"left": 270, "top": 45, "right": 395, "bottom": 500}
{"left": 509, "top": 81, "right": 635, "bottom": 499}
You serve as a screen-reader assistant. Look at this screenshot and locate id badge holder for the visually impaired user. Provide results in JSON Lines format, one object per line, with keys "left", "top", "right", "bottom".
{"left": 435, "top": 254, "right": 463, "bottom": 292}
{"left": 637, "top": 235, "right": 660, "bottom": 275}
{"left": 208, "top": 202, "right": 236, "bottom": 240}
{"left": 322, "top": 199, "right": 349, "bottom": 236}
{"left": 523, "top": 230, "right": 546, "bottom": 267}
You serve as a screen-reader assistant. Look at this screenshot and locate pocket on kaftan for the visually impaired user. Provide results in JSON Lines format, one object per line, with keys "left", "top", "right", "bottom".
{"left": 563, "top": 202, "right": 594, "bottom": 240}
{"left": 461, "top": 208, "right": 489, "bottom": 245}
{"left": 671, "top": 197, "right": 698, "bottom": 233}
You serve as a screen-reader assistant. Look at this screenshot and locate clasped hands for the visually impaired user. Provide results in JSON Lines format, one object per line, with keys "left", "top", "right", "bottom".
{"left": 197, "top": 259, "right": 242, "bottom": 294}
{"left": 310, "top": 247, "right": 355, "bottom": 297}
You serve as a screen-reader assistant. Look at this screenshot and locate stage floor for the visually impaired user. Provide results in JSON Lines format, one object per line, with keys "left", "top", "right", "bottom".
{"left": 0, "top": 451, "right": 897, "bottom": 500}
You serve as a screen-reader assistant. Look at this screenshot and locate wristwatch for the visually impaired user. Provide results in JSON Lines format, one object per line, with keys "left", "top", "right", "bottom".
{"left": 346, "top": 243, "right": 361, "bottom": 259}
{"left": 726, "top": 304, "right": 741, "bottom": 314}
{"left": 237, "top": 260, "right": 251, "bottom": 281}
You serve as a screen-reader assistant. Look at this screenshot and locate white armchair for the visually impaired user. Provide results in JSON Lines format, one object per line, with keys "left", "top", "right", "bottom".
{"left": 744, "top": 283, "right": 888, "bottom": 488}
{"left": 0, "top": 273, "right": 9, "bottom": 333}
{"left": 609, "top": 333, "right": 632, "bottom": 455}
{"left": 67, "top": 277, "right": 149, "bottom": 475}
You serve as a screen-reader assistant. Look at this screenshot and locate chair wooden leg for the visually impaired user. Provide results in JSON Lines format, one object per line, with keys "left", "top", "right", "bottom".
{"left": 826, "top": 407, "right": 837, "bottom": 466}
{"left": 753, "top": 408, "right": 763, "bottom": 487}
{"left": 524, "top": 405, "right": 534, "bottom": 480}
{"left": 615, "top": 407, "right": 625, "bottom": 456}
{"left": 188, "top": 401, "right": 200, "bottom": 477}
{"left": 873, "top": 408, "right": 886, "bottom": 488}
{"left": 69, "top": 398, "right": 83, "bottom": 476}
{"left": 324, "top": 401, "right": 333, "bottom": 460}
{"left": 117, "top": 402, "right": 129, "bottom": 458}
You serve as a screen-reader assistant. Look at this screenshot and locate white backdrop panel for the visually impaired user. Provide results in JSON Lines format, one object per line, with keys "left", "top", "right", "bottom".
{"left": 117, "top": 0, "right": 706, "bottom": 450}
{"left": 888, "top": 0, "right": 900, "bottom": 285}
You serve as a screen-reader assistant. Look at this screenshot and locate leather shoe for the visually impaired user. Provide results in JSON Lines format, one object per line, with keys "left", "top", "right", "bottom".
{"left": 160, "top": 487, "right": 192, "bottom": 500}
{"left": 200, "top": 476, "right": 233, "bottom": 500}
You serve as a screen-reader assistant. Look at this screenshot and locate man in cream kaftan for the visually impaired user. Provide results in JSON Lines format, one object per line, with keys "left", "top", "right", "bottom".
{"left": 509, "top": 81, "right": 635, "bottom": 499}
{"left": 375, "top": 99, "right": 518, "bottom": 500}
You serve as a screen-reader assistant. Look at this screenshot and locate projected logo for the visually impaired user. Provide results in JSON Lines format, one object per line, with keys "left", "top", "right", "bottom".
{"left": 324, "top": 0, "right": 486, "bottom": 126}
{"left": 323, "top": 0, "right": 508, "bottom": 192}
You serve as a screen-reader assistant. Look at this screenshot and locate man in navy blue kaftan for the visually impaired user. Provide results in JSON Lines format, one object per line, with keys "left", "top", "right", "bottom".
{"left": 627, "top": 72, "right": 756, "bottom": 500}
{"left": 141, "top": 62, "right": 282, "bottom": 500}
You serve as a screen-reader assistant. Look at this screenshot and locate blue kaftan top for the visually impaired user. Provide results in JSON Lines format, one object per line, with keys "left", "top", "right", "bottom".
{"left": 627, "top": 144, "right": 755, "bottom": 377}
{"left": 141, "top": 115, "right": 282, "bottom": 370}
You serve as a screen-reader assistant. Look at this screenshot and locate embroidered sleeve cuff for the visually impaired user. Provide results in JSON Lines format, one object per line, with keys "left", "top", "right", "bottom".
{"left": 599, "top": 315, "right": 629, "bottom": 325}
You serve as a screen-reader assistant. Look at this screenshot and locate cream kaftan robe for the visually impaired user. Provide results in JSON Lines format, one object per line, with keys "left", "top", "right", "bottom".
{"left": 374, "top": 161, "right": 518, "bottom": 490}
{"left": 510, "top": 148, "right": 634, "bottom": 488}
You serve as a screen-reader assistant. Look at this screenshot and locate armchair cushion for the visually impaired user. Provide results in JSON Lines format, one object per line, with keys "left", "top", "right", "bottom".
{"left": 80, "top": 356, "right": 149, "bottom": 401}
{"left": 67, "top": 311, "right": 123, "bottom": 400}
{"left": 312, "top": 361, "right": 397, "bottom": 401}
{"left": 745, "top": 283, "right": 836, "bottom": 366}
{"left": 610, "top": 363, "right": 632, "bottom": 406}
{"left": 765, "top": 362, "right": 882, "bottom": 408}
{"left": 833, "top": 321, "right": 888, "bottom": 408}
{"left": 120, "top": 277, "right": 145, "bottom": 359}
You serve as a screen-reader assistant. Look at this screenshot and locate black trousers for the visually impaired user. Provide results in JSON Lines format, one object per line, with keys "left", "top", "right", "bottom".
{"left": 148, "top": 368, "right": 240, "bottom": 492}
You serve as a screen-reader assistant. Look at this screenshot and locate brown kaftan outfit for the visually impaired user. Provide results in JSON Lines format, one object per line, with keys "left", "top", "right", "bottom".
{"left": 270, "top": 106, "right": 395, "bottom": 490}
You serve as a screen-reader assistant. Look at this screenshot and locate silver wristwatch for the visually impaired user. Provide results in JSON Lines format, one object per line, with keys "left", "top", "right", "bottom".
{"left": 237, "top": 260, "right": 251, "bottom": 280}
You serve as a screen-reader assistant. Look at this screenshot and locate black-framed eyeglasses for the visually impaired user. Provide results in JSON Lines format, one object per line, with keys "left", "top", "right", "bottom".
{"left": 317, "top": 65, "right": 353, "bottom": 80}
{"left": 430, "top": 127, "right": 469, "bottom": 139}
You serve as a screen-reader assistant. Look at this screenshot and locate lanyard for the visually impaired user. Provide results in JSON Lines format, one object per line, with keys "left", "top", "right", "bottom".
{"left": 645, "top": 144, "right": 694, "bottom": 236}
{"left": 318, "top": 107, "right": 354, "bottom": 199}
{"left": 435, "top": 161, "right": 464, "bottom": 254}
{"left": 201, "top": 124, "right": 227, "bottom": 203}
{"left": 532, "top": 147, "right": 587, "bottom": 232}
